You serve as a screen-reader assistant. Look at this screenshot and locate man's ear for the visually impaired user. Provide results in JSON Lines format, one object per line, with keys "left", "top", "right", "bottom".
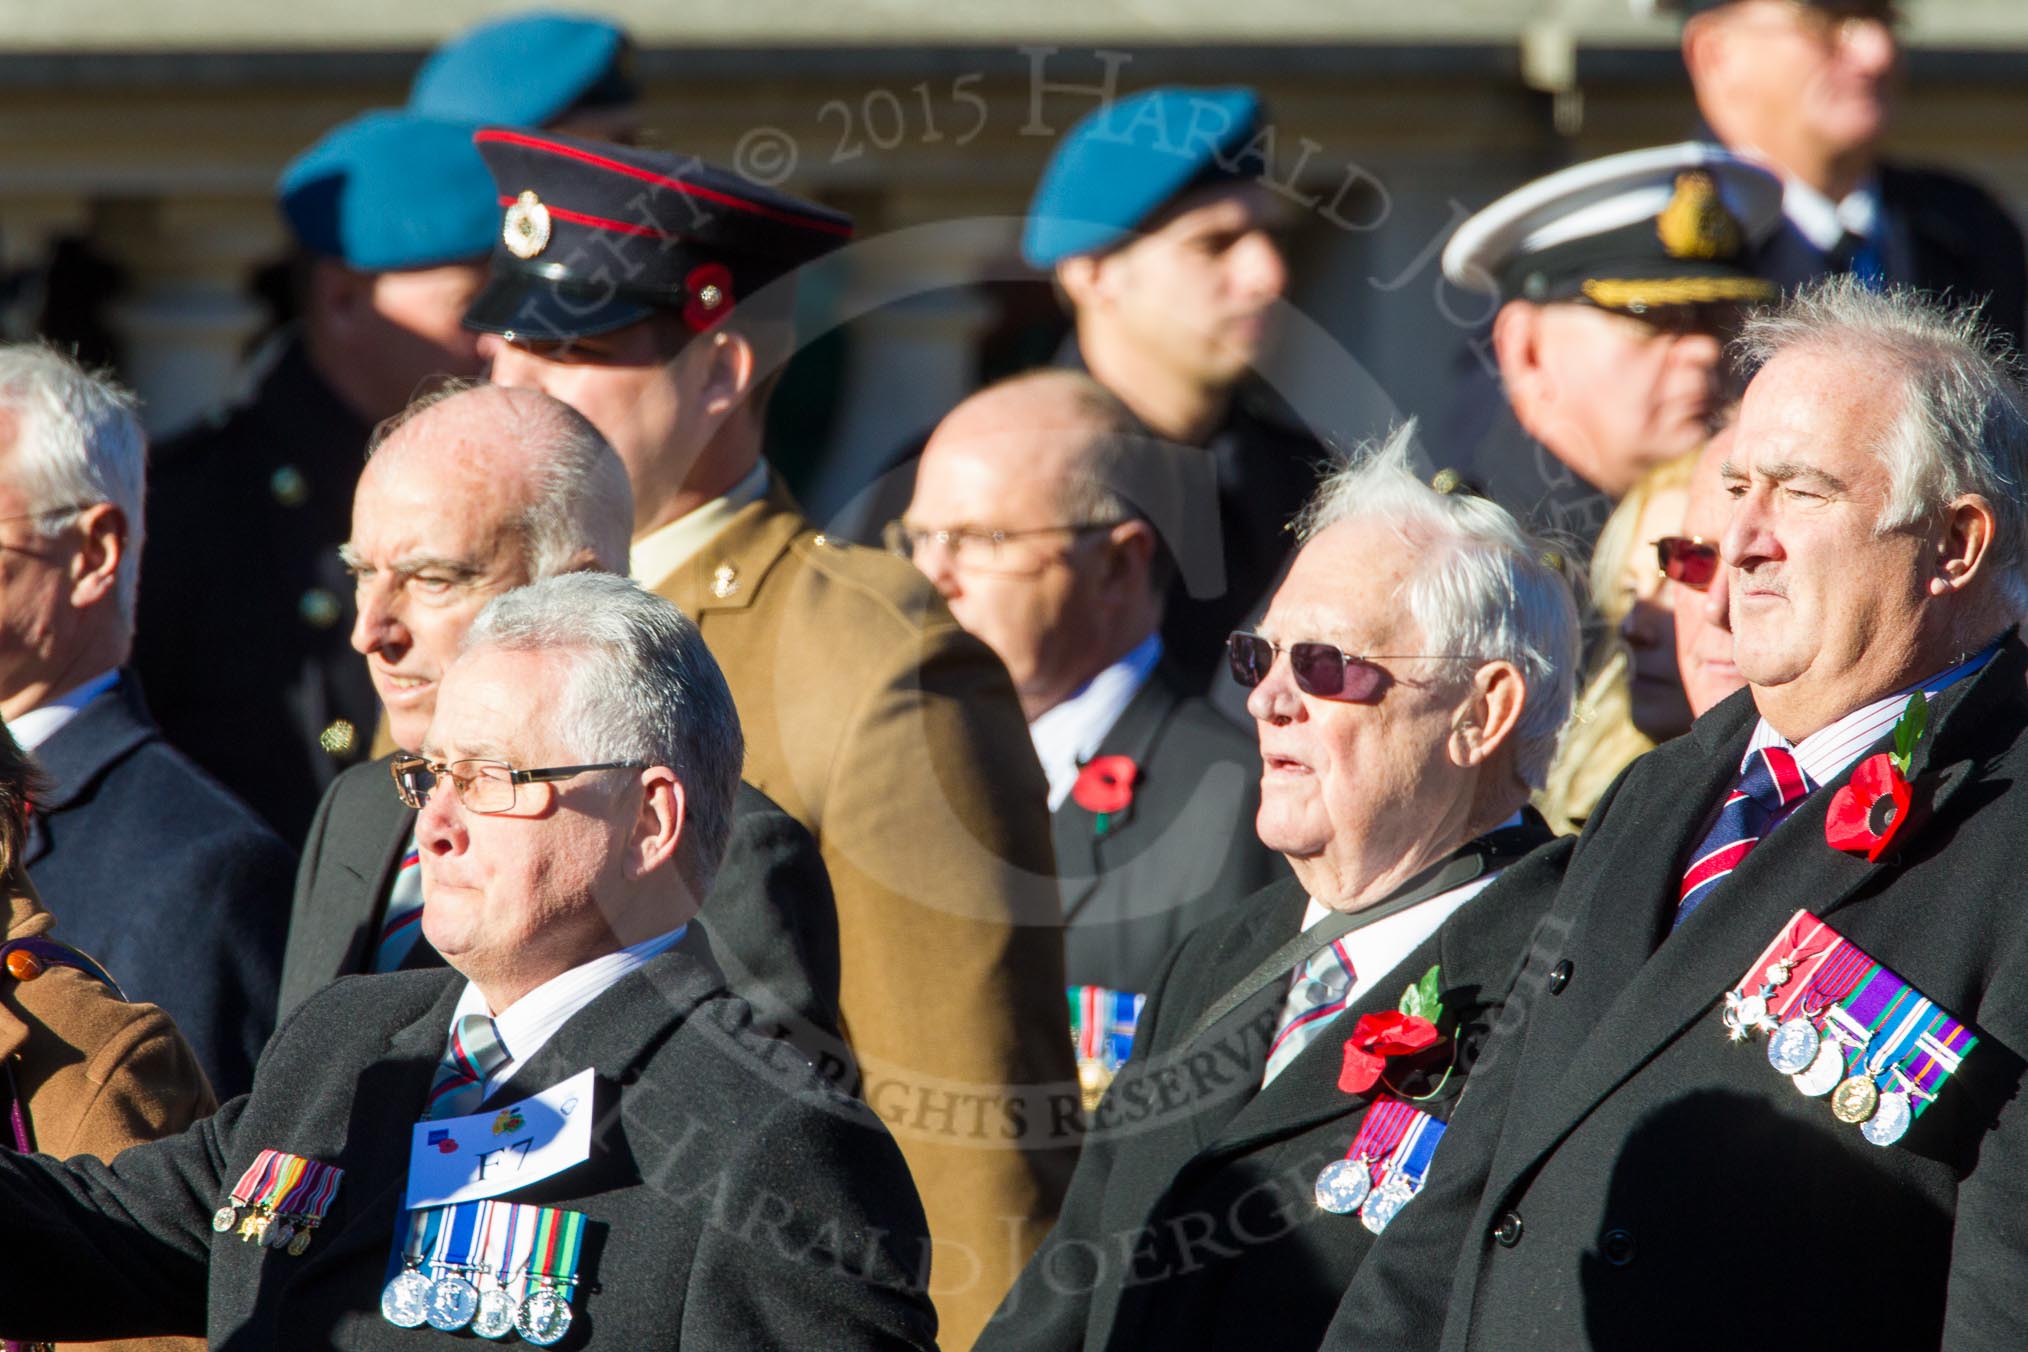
{"left": 627, "top": 766, "right": 685, "bottom": 882}
{"left": 1930, "top": 493, "right": 1998, "bottom": 596}
{"left": 695, "top": 329, "right": 756, "bottom": 420}
{"left": 1056, "top": 255, "right": 1103, "bottom": 312}
{"left": 1099, "top": 518, "right": 1158, "bottom": 594}
{"left": 1449, "top": 660, "right": 1527, "bottom": 769}
{"left": 67, "top": 502, "right": 124, "bottom": 610}
{"left": 1489, "top": 301, "right": 1543, "bottom": 400}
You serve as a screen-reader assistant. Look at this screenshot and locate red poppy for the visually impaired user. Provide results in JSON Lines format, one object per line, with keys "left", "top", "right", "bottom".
{"left": 1072, "top": 755, "right": 1138, "bottom": 816}
{"left": 1337, "top": 1010, "right": 1442, "bottom": 1094}
{"left": 682, "top": 263, "right": 736, "bottom": 332}
{"left": 1824, "top": 752, "right": 1912, "bottom": 863}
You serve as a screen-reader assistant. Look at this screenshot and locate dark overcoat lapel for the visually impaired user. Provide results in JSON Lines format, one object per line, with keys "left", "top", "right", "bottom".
{"left": 1055, "top": 672, "right": 1181, "bottom": 922}
{"left": 24, "top": 676, "right": 160, "bottom": 868}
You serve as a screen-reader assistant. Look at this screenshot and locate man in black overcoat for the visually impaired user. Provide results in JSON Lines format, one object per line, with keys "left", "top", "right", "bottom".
{"left": 280, "top": 383, "right": 841, "bottom": 1047}
{"left": 974, "top": 426, "right": 1580, "bottom": 1352}
{"left": 1325, "top": 277, "right": 2028, "bottom": 1350}
{"left": 0, "top": 572, "right": 936, "bottom": 1350}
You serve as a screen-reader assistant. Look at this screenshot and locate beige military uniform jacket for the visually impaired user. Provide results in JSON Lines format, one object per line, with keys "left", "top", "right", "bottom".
{"left": 3, "top": 884, "right": 215, "bottom": 1352}
{"left": 646, "top": 480, "right": 1076, "bottom": 1350}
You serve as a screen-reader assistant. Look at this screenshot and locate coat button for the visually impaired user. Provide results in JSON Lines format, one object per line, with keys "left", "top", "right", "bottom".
{"left": 1493, "top": 1211, "right": 1523, "bottom": 1248}
{"left": 1601, "top": 1228, "right": 1636, "bottom": 1267}
{"left": 1548, "top": 960, "right": 1573, "bottom": 995}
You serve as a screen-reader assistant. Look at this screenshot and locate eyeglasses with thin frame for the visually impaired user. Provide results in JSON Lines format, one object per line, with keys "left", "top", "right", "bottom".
{"left": 1655, "top": 536, "right": 1720, "bottom": 592}
{"left": 390, "top": 751, "right": 648, "bottom": 815}
{"left": 1226, "top": 631, "right": 1479, "bottom": 702}
{"left": 881, "top": 519, "right": 1122, "bottom": 575}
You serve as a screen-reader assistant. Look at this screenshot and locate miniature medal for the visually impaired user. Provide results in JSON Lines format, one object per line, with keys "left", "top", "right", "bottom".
{"left": 1861, "top": 1088, "right": 1914, "bottom": 1147}
{"left": 1767, "top": 1016, "right": 1822, "bottom": 1076}
{"left": 471, "top": 1287, "right": 518, "bottom": 1340}
{"left": 1792, "top": 1038, "right": 1846, "bottom": 1097}
{"left": 381, "top": 1267, "right": 432, "bottom": 1328}
{"left": 1314, "top": 1158, "right": 1372, "bottom": 1215}
{"left": 515, "top": 1283, "right": 575, "bottom": 1346}
{"left": 1360, "top": 1173, "right": 1417, "bottom": 1236}
{"left": 287, "top": 1229, "right": 314, "bottom": 1258}
{"left": 1831, "top": 1074, "right": 1881, "bottom": 1124}
{"left": 263, "top": 1218, "right": 296, "bottom": 1251}
{"left": 211, "top": 1205, "right": 239, "bottom": 1233}
{"left": 424, "top": 1269, "right": 481, "bottom": 1331}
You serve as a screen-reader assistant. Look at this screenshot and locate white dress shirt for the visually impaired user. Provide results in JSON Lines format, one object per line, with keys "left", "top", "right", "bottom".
{"left": 448, "top": 925, "right": 689, "bottom": 1104}
{"left": 1029, "top": 635, "right": 1163, "bottom": 811}
{"left": 8, "top": 668, "right": 121, "bottom": 752}
{"left": 628, "top": 459, "right": 771, "bottom": 592}
{"left": 1782, "top": 174, "right": 1883, "bottom": 254}
{"left": 1291, "top": 812, "right": 1525, "bottom": 1010}
{"left": 1740, "top": 644, "right": 1997, "bottom": 786}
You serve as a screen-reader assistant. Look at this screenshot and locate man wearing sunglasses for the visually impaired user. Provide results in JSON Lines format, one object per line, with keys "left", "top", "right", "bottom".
{"left": 1442, "top": 143, "right": 1782, "bottom": 549}
{"left": 465, "top": 131, "right": 1072, "bottom": 1349}
{"left": 1665, "top": 427, "right": 1749, "bottom": 718}
{"left": 900, "top": 369, "right": 1283, "bottom": 1102}
{"left": 282, "top": 382, "right": 843, "bottom": 1054}
{"left": 0, "top": 574, "right": 941, "bottom": 1350}
{"left": 1673, "top": 0, "right": 2026, "bottom": 348}
{"left": 979, "top": 427, "right": 1578, "bottom": 1352}
{"left": 1327, "top": 280, "right": 2028, "bottom": 1348}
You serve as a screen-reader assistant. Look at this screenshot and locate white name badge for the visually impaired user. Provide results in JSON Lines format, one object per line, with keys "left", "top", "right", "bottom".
{"left": 404, "top": 1067, "right": 596, "bottom": 1211}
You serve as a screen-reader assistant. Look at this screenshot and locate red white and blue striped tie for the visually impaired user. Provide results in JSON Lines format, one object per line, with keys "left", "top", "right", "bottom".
{"left": 370, "top": 835, "right": 425, "bottom": 974}
{"left": 424, "top": 1012, "right": 511, "bottom": 1120}
{"left": 1262, "top": 938, "right": 1357, "bottom": 1086}
{"left": 1675, "top": 746, "right": 1814, "bottom": 929}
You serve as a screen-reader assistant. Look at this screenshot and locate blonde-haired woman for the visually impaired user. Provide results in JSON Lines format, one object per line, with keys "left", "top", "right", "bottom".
{"left": 1537, "top": 450, "right": 1699, "bottom": 832}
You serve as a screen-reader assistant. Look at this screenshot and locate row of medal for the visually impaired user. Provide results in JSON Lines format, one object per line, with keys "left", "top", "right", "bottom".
{"left": 1069, "top": 985, "right": 1145, "bottom": 1112}
{"left": 381, "top": 1197, "right": 587, "bottom": 1345}
{"left": 211, "top": 1149, "right": 344, "bottom": 1256}
{"left": 1312, "top": 1098, "right": 1445, "bottom": 1235}
{"left": 1721, "top": 910, "right": 1976, "bottom": 1148}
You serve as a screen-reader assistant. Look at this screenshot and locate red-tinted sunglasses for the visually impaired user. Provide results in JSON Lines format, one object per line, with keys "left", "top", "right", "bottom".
{"left": 1227, "top": 631, "right": 1474, "bottom": 702}
{"left": 1655, "top": 536, "right": 1719, "bottom": 591}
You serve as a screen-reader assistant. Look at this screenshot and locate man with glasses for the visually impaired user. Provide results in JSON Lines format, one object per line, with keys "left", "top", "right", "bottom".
{"left": 0, "top": 573, "right": 940, "bottom": 1350}
{"left": 1442, "top": 143, "right": 1782, "bottom": 550}
{"left": 0, "top": 344, "right": 293, "bottom": 1099}
{"left": 467, "top": 130, "right": 1071, "bottom": 1350}
{"left": 976, "top": 427, "right": 1575, "bottom": 1352}
{"left": 1672, "top": 0, "right": 2026, "bottom": 346}
{"left": 282, "top": 381, "right": 843, "bottom": 1054}
{"left": 899, "top": 370, "right": 1282, "bottom": 1105}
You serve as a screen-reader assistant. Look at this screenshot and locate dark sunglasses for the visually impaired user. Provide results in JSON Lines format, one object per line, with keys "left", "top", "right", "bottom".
{"left": 1655, "top": 536, "right": 1720, "bottom": 591}
{"left": 1226, "top": 631, "right": 1475, "bottom": 702}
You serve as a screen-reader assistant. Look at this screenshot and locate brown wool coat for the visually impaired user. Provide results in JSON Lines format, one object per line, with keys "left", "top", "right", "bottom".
{"left": 647, "top": 480, "right": 1077, "bottom": 1350}
{"left": 3, "top": 886, "right": 215, "bottom": 1352}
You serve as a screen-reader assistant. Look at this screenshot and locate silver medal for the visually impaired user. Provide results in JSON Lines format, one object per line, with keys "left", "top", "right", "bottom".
{"left": 1791, "top": 1037, "right": 1846, "bottom": 1097}
{"left": 471, "top": 1287, "right": 518, "bottom": 1339}
{"left": 424, "top": 1272, "right": 481, "bottom": 1331}
{"left": 211, "top": 1206, "right": 238, "bottom": 1233}
{"left": 263, "top": 1219, "right": 296, "bottom": 1251}
{"left": 1861, "top": 1089, "right": 1913, "bottom": 1147}
{"left": 1360, "top": 1173, "right": 1418, "bottom": 1235}
{"left": 516, "top": 1284, "right": 575, "bottom": 1346}
{"left": 1314, "top": 1159, "right": 1372, "bottom": 1215}
{"left": 380, "top": 1268, "right": 432, "bottom": 1328}
{"left": 1767, "top": 1017, "right": 1822, "bottom": 1076}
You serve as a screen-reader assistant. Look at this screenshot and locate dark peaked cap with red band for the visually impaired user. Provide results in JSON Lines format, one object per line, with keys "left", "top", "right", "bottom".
{"left": 464, "top": 128, "right": 854, "bottom": 342}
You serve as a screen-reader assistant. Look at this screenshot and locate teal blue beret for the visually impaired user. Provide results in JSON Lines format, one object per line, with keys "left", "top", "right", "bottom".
{"left": 1022, "top": 86, "right": 1264, "bottom": 268}
{"left": 278, "top": 110, "right": 498, "bottom": 271}
{"left": 409, "top": 12, "right": 633, "bottom": 129}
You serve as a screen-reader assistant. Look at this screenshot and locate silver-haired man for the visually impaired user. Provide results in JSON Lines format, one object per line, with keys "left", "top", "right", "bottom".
{"left": 0, "top": 573, "right": 939, "bottom": 1350}
{"left": 1327, "top": 277, "right": 2028, "bottom": 1349}
{"left": 977, "top": 426, "right": 1578, "bottom": 1352}
{"left": 0, "top": 343, "right": 294, "bottom": 1098}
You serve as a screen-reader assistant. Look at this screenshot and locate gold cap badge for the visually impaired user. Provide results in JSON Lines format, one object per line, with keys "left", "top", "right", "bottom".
{"left": 1656, "top": 172, "right": 1743, "bottom": 262}
{"left": 503, "top": 189, "right": 553, "bottom": 260}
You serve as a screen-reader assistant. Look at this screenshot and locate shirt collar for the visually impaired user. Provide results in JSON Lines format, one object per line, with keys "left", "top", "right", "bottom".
{"left": 1742, "top": 642, "right": 1999, "bottom": 788}
{"left": 628, "top": 459, "right": 771, "bottom": 592}
{"left": 7, "top": 669, "right": 121, "bottom": 753}
{"left": 1030, "top": 634, "right": 1163, "bottom": 811}
{"left": 450, "top": 923, "right": 689, "bottom": 1095}
{"left": 1782, "top": 174, "right": 1882, "bottom": 254}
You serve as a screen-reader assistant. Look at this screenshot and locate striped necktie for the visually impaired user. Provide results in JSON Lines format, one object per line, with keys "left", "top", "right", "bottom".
{"left": 1675, "top": 746, "right": 1814, "bottom": 929}
{"left": 1261, "top": 937, "right": 1357, "bottom": 1087}
{"left": 423, "top": 1012, "right": 511, "bottom": 1120}
{"left": 371, "top": 833, "right": 425, "bottom": 973}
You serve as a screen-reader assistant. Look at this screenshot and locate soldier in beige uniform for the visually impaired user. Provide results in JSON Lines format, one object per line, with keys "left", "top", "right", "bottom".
{"left": 465, "top": 128, "right": 1075, "bottom": 1348}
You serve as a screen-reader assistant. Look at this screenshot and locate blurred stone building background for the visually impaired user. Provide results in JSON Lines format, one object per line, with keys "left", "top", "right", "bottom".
{"left": 4, "top": 0, "right": 2025, "bottom": 520}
